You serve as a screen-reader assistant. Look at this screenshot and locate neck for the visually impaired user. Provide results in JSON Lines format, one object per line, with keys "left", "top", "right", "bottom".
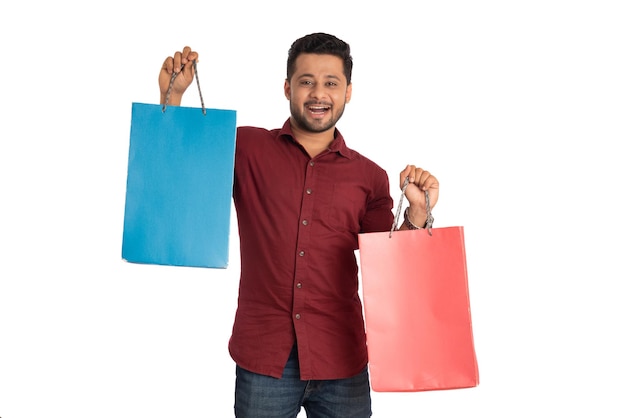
{"left": 290, "top": 121, "right": 335, "bottom": 158}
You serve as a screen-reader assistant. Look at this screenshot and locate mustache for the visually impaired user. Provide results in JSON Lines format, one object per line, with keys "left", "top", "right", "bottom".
{"left": 304, "top": 101, "right": 332, "bottom": 107}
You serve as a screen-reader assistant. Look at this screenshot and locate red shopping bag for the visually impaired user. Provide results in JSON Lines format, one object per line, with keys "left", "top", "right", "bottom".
{"left": 358, "top": 187, "right": 478, "bottom": 392}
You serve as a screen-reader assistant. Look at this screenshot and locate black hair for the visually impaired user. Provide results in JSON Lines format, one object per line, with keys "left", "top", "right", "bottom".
{"left": 286, "top": 33, "right": 353, "bottom": 85}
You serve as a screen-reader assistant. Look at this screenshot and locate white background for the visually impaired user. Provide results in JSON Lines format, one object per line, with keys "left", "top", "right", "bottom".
{"left": 1, "top": 1, "right": 625, "bottom": 417}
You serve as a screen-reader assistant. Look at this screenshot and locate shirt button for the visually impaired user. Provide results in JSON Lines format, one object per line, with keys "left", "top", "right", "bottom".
{"left": 302, "top": 220, "right": 308, "bottom": 226}
{"left": 306, "top": 188, "right": 312, "bottom": 195}
{"left": 295, "top": 314, "right": 301, "bottom": 320}
{"left": 309, "top": 161, "right": 315, "bottom": 167}
{"left": 296, "top": 282, "right": 302, "bottom": 288}
{"left": 299, "top": 251, "right": 305, "bottom": 256}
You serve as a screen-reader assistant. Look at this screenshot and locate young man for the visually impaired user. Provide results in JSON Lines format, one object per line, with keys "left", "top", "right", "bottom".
{"left": 159, "top": 33, "right": 439, "bottom": 418}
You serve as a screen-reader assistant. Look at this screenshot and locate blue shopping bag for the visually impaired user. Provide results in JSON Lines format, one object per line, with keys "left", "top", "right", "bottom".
{"left": 122, "top": 102, "right": 237, "bottom": 268}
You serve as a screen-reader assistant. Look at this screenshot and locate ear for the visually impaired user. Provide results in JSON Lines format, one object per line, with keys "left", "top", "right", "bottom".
{"left": 345, "top": 83, "right": 352, "bottom": 104}
{"left": 284, "top": 79, "right": 291, "bottom": 100}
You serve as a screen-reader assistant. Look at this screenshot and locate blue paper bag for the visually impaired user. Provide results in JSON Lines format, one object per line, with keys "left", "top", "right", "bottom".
{"left": 122, "top": 102, "right": 237, "bottom": 268}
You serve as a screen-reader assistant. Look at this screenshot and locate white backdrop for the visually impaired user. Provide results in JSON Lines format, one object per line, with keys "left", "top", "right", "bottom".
{"left": 1, "top": 1, "right": 625, "bottom": 417}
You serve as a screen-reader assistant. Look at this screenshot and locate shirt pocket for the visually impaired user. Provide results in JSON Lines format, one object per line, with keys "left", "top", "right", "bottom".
{"left": 318, "top": 180, "right": 367, "bottom": 233}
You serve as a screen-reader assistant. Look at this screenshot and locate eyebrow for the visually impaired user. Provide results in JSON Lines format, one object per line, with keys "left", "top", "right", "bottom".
{"left": 297, "top": 73, "right": 342, "bottom": 81}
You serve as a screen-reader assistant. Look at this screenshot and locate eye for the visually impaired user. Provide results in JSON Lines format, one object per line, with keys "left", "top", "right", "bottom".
{"left": 300, "top": 80, "right": 313, "bottom": 86}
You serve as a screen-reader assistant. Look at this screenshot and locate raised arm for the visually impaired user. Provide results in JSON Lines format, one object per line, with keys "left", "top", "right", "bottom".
{"left": 158, "top": 46, "right": 199, "bottom": 106}
{"left": 397, "top": 165, "right": 440, "bottom": 230}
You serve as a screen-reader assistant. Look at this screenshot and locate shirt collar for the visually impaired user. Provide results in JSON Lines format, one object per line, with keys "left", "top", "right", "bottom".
{"left": 278, "top": 119, "right": 357, "bottom": 160}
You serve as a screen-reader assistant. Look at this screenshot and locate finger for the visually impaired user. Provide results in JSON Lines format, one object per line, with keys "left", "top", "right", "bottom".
{"left": 173, "top": 51, "right": 183, "bottom": 73}
{"left": 415, "top": 170, "right": 431, "bottom": 190}
{"left": 181, "top": 46, "right": 192, "bottom": 65}
{"left": 419, "top": 172, "right": 439, "bottom": 191}
{"left": 399, "top": 165, "right": 413, "bottom": 188}
{"left": 411, "top": 166, "right": 428, "bottom": 185}
{"left": 182, "top": 60, "right": 196, "bottom": 80}
{"left": 181, "top": 46, "right": 199, "bottom": 65}
{"left": 406, "top": 168, "right": 436, "bottom": 191}
{"left": 415, "top": 169, "right": 427, "bottom": 185}
{"left": 162, "top": 56, "right": 174, "bottom": 75}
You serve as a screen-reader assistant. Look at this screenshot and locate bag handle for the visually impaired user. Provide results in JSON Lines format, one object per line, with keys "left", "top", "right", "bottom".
{"left": 390, "top": 177, "right": 435, "bottom": 237}
{"left": 162, "top": 60, "right": 206, "bottom": 115}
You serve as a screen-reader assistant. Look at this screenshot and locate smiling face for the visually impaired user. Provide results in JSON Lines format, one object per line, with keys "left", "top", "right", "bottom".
{"left": 284, "top": 53, "right": 352, "bottom": 134}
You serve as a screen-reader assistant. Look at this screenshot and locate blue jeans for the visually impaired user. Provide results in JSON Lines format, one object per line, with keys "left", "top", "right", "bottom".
{"left": 234, "top": 345, "right": 372, "bottom": 418}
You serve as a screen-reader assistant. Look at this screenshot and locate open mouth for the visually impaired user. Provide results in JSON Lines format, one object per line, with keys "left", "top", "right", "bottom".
{"left": 307, "top": 104, "right": 331, "bottom": 117}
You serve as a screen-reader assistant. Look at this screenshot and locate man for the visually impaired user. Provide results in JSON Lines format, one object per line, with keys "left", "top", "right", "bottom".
{"left": 158, "top": 33, "right": 439, "bottom": 418}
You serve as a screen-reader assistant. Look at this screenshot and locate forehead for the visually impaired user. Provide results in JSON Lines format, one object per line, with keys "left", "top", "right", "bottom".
{"left": 292, "top": 53, "right": 346, "bottom": 81}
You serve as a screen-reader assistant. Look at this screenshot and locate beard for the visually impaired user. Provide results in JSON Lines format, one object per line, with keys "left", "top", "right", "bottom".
{"left": 289, "top": 101, "right": 346, "bottom": 133}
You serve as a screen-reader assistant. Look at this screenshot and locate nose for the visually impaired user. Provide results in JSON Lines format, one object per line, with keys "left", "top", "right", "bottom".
{"left": 309, "top": 84, "right": 328, "bottom": 101}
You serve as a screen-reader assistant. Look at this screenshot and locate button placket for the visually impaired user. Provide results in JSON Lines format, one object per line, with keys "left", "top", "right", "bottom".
{"left": 293, "top": 158, "right": 317, "bottom": 329}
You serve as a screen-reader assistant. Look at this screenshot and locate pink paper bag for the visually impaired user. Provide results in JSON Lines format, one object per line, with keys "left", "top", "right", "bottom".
{"left": 358, "top": 225, "right": 479, "bottom": 392}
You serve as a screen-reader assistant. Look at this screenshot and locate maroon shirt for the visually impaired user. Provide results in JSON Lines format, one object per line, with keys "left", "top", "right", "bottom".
{"left": 228, "top": 119, "right": 393, "bottom": 380}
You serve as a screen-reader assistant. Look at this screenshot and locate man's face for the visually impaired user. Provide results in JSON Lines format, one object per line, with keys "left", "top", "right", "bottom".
{"left": 284, "top": 53, "right": 352, "bottom": 133}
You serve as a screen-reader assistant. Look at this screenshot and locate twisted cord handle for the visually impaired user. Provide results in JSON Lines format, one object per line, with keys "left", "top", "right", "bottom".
{"left": 162, "top": 60, "right": 206, "bottom": 115}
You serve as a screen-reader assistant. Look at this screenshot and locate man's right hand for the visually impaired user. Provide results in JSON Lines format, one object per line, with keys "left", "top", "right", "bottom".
{"left": 159, "top": 46, "right": 199, "bottom": 106}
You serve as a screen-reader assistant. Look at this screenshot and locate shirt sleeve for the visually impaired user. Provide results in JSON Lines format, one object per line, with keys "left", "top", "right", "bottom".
{"left": 359, "top": 166, "right": 394, "bottom": 234}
